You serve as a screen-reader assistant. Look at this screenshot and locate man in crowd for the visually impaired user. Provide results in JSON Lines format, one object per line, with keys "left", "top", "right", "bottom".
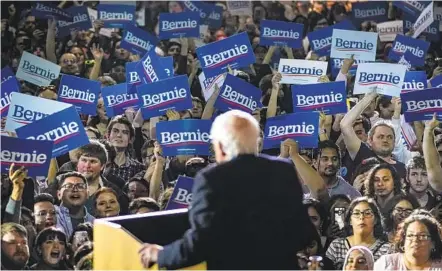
{"left": 1, "top": 223, "right": 30, "bottom": 270}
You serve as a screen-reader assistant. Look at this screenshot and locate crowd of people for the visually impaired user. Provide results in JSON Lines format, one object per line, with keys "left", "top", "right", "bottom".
{"left": 1, "top": 0, "right": 442, "bottom": 270}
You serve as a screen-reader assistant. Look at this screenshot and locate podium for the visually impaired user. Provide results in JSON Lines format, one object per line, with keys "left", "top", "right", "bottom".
{"left": 94, "top": 209, "right": 206, "bottom": 270}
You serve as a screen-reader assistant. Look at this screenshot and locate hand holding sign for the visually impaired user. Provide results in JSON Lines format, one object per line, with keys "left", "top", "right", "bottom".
{"left": 341, "top": 55, "right": 355, "bottom": 74}
{"left": 425, "top": 113, "right": 440, "bottom": 131}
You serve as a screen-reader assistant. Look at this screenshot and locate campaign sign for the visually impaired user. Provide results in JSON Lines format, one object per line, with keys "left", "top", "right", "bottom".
{"left": 330, "top": 58, "right": 370, "bottom": 78}
{"left": 31, "top": 3, "right": 73, "bottom": 21}
{"left": 413, "top": 2, "right": 434, "bottom": 39}
{"left": 388, "top": 35, "right": 429, "bottom": 67}
{"left": 377, "top": 20, "right": 403, "bottom": 42}
{"left": 278, "top": 59, "right": 328, "bottom": 85}
{"left": 137, "top": 75, "right": 192, "bottom": 119}
{"left": 1, "top": 66, "right": 15, "bottom": 83}
{"left": 165, "top": 176, "right": 194, "bottom": 210}
{"left": 307, "top": 19, "right": 355, "bottom": 57}
{"left": 159, "top": 56, "right": 174, "bottom": 78}
{"left": 16, "top": 106, "right": 89, "bottom": 158}
{"left": 121, "top": 24, "right": 158, "bottom": 56}
{"left": 58, "top": 75, "right": 100, "bottom": 116}
{"left": 393, "top": 1, "right": 428, "bottom": 18}
{"left": 126, "top": 61, "right": 141, "bottom": 94}
{"left": 430, "top": 75, "right": 442, "bottom": 88}
{"left": 102, "top": 83, "right": 139, "bottom": 117}
{"left": 57, "top": 6, "right": 92, "bottom": 38}
{"left": 260, "top": 20, "right": 303, "bottom": 48}
{"left": 159, "top": 12, "right": 200, "bottom": 39}
{"left": 354, "top": 63, "right": 407, "bottom": 97}
{"left": 403, "top": 13, "right": 439, "bottom": 41}
{"left": 196, "top": 32, "right": 255, "bottom": 78}
{"left": 263, "top": 112, "right": 319, "bottom": 149}
{"left": 402, "top": 71, "right": 428, "bottom": 92}
{"left": 227, "top": 1, "right": 252, "bottom": 16}
{"left": 214, "top": 74, "right": 262, "bottom": 114}
{"left": 156, "top": 119, "right": 212, "bottom": 156}
{"left": 351, "top": 1, "right": 388, "bottom": 23}
{"left": 1, "top": 78, "right": 20, "bottom": 118}
{"left": 135, "top": 50, "right": 168, "bottom": 84}
{"left": 198, "top": 72, "right": 225, "bottom": 101}
{"left": 182, "top": 1, "right": 222, "bottom": 28}
{"left": 5, "top": 93, "right": 71, "bottom": 132}
{"left": 330, "top": 29, "right": 378, "bottom": 61}
{"left": 0, "top": 136, "right": 53, "bottom": 177}
{"left": 97, "top": 4, "right": 135, "bottom": 28}
{"left": 16, "top": 52, "right": 61, "bottom": 87}
{"left": 291, "top": 81, "right": 347, "bottom": 115}
{"left": 435, "top": 7, "right": 442, "bottom": 31}
{"left": 401, "top": 87, "right": 442, "bottom": 122}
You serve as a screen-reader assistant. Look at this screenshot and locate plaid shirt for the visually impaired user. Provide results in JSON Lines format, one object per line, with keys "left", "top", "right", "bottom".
{"left": 108, "top": 156, "right": 145, "bottom": 182}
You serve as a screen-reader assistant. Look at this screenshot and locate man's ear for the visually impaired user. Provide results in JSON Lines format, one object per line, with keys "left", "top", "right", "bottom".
{"left": 57, "top": 190, "right": 63, "bottom": 202}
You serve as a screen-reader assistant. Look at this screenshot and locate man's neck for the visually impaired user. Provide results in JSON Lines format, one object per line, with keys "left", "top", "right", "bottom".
{"left": 378, "top": 155, "right": 394, "bottom": 164}
{"left": 377, "top": 192, "right": 394, "bottom": 208}
{"left": 68, "top": 205, "right": 86, "bottom": 219}
{"left": 411, "top": 190, "right": 429, "bottom": 206}
{"left": 323, "top": 175, "right": 338, "bottom": 188}
{"left": 114, "top": 151, "right": 127, "bottom": 166}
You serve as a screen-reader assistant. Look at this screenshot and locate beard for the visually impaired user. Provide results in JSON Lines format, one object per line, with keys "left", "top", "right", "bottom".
{"left": 373, "top": 145, "right": 394, "bottom": 158}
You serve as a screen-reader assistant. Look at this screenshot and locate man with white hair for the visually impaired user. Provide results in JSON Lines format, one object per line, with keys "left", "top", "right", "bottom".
{"left": 139, "top": 110, "right": 317, "bottom": 270}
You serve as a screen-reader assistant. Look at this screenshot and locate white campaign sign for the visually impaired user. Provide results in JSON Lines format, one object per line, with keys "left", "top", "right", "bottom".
{"left": 278, "top": 59, "right": 328, "bottom": 85}
{"left": 354, "top": 63, "right": 407, "bottom": 97}
{"left": 413, "top": 2, "right": 434, "bottom": 38}
{"left": 330, "top": 29, "right": 378, "bottom": 61}
{"left": 227, "top": 1, "right": 252, "bottom": 16}
{"left": 16, "top": 52, "right": 61, "bottom": 87}
{"left": 377, "top": 20, "right": 403, "bottom": 42}
{"left": 198, "top": 72, "right": 225, "bottom": 101}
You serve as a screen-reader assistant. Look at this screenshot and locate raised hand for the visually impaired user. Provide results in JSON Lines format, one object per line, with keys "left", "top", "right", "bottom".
{"left": 425, "top": 113, "right": 440, "bottom": 131}
{"left": 341, "top": 54, "right": 355, "bottom": 74}
{"left": 166, "top": 109, "right": 180, "bottom": 121}
{"left": 91, "top": 43, "right": 104, "bottom": 61}
{"left": 271, "top": 72, "right": 282, "bottom": 88}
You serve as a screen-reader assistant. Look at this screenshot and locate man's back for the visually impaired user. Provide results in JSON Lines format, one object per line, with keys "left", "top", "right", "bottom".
{"left": 159, "top": 154, "right": 316, "bottom": 270}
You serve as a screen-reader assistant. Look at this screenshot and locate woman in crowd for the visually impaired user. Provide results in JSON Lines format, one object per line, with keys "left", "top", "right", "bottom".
{"left": 383, "top": 194, "right": 420, "bottom": 242}
{"left": 343, "top": 246, "right": 374, "bottom": 271}
{"left": 374, "top": 212, "right": 442, "bottom": 270}
{"left": 92, "top": 187, "right": 120, "bottom": 218}
{"left": 326, "top": 197, "right": 391, "bottom": 270}
{"left": 303, "top": 198, "right": 327, "bottom": 246}
{"left": 31, "top": 227, "right": 72, "bottom": 270}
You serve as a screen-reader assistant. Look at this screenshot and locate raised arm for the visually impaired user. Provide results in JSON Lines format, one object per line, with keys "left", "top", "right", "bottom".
{"left": 201, "top": 84, "right": 221, "bottom": 120}
{"left": 4, "top": 164, "right": 27, "bottom": 223}
{"left": 340, "top": 91, "right": 377, "bottom": 159}
{"left": 89, "top": 43, "right": 104, "bottom": 80}
{"left": 266, "top": 72, "right": 282, "bottom": 119}
{"left": 149, "top": 146, "right": 165, "bottom": 201}
{"left": 423, "top": 114, "right": 442, "bottom": 192}
{"left": 262, "top": 46, "right": 276, "bottom": 65}
{"left": 46, "top": 19, "right": 57, "bottom": 64}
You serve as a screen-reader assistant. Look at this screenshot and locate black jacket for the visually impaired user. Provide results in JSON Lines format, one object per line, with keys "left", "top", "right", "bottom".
{"left": 157, "top": 154, "right": 317, "bottom": 270}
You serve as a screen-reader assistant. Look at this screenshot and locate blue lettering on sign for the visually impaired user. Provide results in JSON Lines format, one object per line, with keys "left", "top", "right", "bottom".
{"left": 21, "top": 60, "right": 58, "bottom": 81}
{"left": 358, "top": 72, "right": 400, "bottom": 87}
{"left": 334, "top": 38, "right": 374, "bottom": 52}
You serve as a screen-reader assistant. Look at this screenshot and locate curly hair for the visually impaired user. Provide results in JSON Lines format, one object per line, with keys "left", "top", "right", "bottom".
{"left": 394, "top": 212, "right": 442, "bottom": 261}
{"left": 364, "top": 163, "right": 403, "bottom": 198}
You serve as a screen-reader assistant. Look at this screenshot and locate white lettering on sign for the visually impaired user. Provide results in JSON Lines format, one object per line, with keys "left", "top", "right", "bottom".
{"left": 1, "top": 150, "right": 47, "bottom": 165}
{"left": 262, "top": 27, "right": 300, "bottom": 39}
{"left": 202, "top": 44, "right": 248, "bottom": 68}
{"left": 106, "top": 93, "right": 138, "bottom": 107}
{"left": 354, "top": 7, "right": 386, "bottom": 18}
{"left": 160, "top": 130, "right": 210, "bottom": 144}
{"left": 124, "top": 32, "right": 154, "bottom": 51}
{"left": 58, "top": 13, "right": 88, "bottom": 27}
{"left": 174, "top": 188, "right": 192, "bottom": 204}
{"left": 100, "top": 11, "right": 133, "bottom": 20}
{"left": 406, "top": 99, "right": 442, "bottom": 112}
{"left": 220, "top": 85, "right": 257, "bottom": 111}
{"left": 162, "top": 20, "right": 198, "bottom": 31}
{"left": 141, "top": 87, "right": 187, "bottom": 108}
{"left": 296, "top": 92, "right": 343, "bottom": 107}
{"left": 26, "top": 122, "right": 79, "bottom": 143}
{"left": 60, "top": 85, "right": 95, "bottom": 103}
{"left": 268, "top": 123, "right": 315, "bottom": 138}
{"left": 312, "top": 37, "right": 332, "bottom": 50}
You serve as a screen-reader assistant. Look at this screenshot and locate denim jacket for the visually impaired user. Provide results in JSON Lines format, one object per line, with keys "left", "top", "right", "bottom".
{"left": 55, "top": 204, "right": 94, "bottom": 238}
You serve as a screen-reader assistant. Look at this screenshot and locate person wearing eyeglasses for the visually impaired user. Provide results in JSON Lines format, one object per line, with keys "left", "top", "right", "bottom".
{"left": 34, "top": 193, "right": 58, "bottom": 234}
{"left": 55, "top": 172, "right": 94, "bottom": 239}
{"left": 383, "top": 194, "right": 420, "bottom": 243}
{"left": 326, "top": 197, "right": 391, "bottom": 270}
{"left": 374, "top": 212, "right": 442, "bottom": 270}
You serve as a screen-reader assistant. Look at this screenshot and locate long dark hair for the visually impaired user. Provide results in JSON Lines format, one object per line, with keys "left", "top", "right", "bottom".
{"left": 364, "top": 163, "right": 403, "bottom": 198}
{"left": 383, "top": 194, "right": 420, "bottom": 232}
{"left": 344, "top": 197, "right": 387, "bottom": 241}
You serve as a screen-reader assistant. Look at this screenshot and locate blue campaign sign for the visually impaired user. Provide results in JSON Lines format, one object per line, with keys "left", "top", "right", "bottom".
{"left": 403, "top": 13, "right": 439, "bottom": 42}
{"left": 263, "top": 112, "right": 319, "bottom": 149}
{"left": 0, "top": 136, "right": 53, "bottom": 177}
{"left": 291, "top": 81, "right": 347, "bottom": 115}
{"left": 126, "top": 61, "right": 141, "bottom": 94}
{"left": 430, "top": 75, "right": 442, "bottom": 88}
{"left": 102, "top": 83, "right": 139, "bottom": 117}
{"left": 159, "top": 12, "right": 200, "bottom": 39}
{"left": 197, "top": 32, "right": 255, "bottom": 78}
{"left": 137, "top": 75, "right": 192, "bottom": 119}
{"left": 393, "top": 1, "right": 429, "bottom": 18}
{"left": 165, "top": 175, "right": 194, "bottom": 210}
{"left": 402, "top": 71, "right": 428, "bottom": 92}
{"left": 159, "top": 56, "right": 174, "bottom": 77}
{"left": 97, "top": 4, "right": 135, "bottom": 28}
{"left": 56, "top": 6, "right": 92, "bottom": 38}
{"left": 307, "top": 19, "right": 355, "bottom": 57}
{"left": 135, "top": 50, "right": 168, "bottom": 84}
{"left": 15, "top": 106, "right": 89, "bottom": 158}
{"left": 121, "top": 24, "right": 158, "bottom": 56}
{"left": 182, "top": 1, "right": 222, "bottom": 28}
{"left": 260, "top": 20, "right": 303, "bottom": 48}
{"left": 31, "top": 3, "right": 73, "bottom": 21}
{"left": 351, "top": 1, "right": 388, "bottom": 23}
{"left": 1, "top": 77, "right": 20, "bottom": 118}
{"left": 1, "top": 66, "right": 15, "bottom": 83}
{"left": 401, "top": 87, "right": 442, "bottom": 122}
{"left": 156, "top": 119, "right": 212, "bottom": 156}
{"left": 388, "top": 35, "right": 429, "bottom": 67}
{"left": 58, "top": 75, "right": 100, "bottom": 116}
{"left": 214, "top": 74, "right": 262, "bottom": 114}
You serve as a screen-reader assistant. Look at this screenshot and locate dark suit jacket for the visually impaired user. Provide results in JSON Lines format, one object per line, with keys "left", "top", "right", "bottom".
{"left": 157, "top": 154, "right": 317, "bottom": 270}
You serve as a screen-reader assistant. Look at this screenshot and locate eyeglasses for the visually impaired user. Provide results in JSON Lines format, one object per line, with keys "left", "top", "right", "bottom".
{"left": 393, "top": 207, "right": 413, "bottom": 216}
{"left": 406, "top": 234, "right": 431, "bottom": 241}
{"left": 35, "top": 210, "right": 56, "bottom": 217}
{"left": 61, "top": 183, "right": 87, "bottom": 191}
{"left": 351, "top": 210, "right": 374, "bottom": 219}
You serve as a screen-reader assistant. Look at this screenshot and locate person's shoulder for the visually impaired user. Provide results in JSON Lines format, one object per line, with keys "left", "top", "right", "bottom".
{"left": 329, "top": 237, "right": 346, "bottom": 247}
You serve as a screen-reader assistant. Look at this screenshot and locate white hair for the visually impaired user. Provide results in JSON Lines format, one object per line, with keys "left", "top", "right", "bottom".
{"left": 210, "top": 110, "right": 260, "bottom": 160}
